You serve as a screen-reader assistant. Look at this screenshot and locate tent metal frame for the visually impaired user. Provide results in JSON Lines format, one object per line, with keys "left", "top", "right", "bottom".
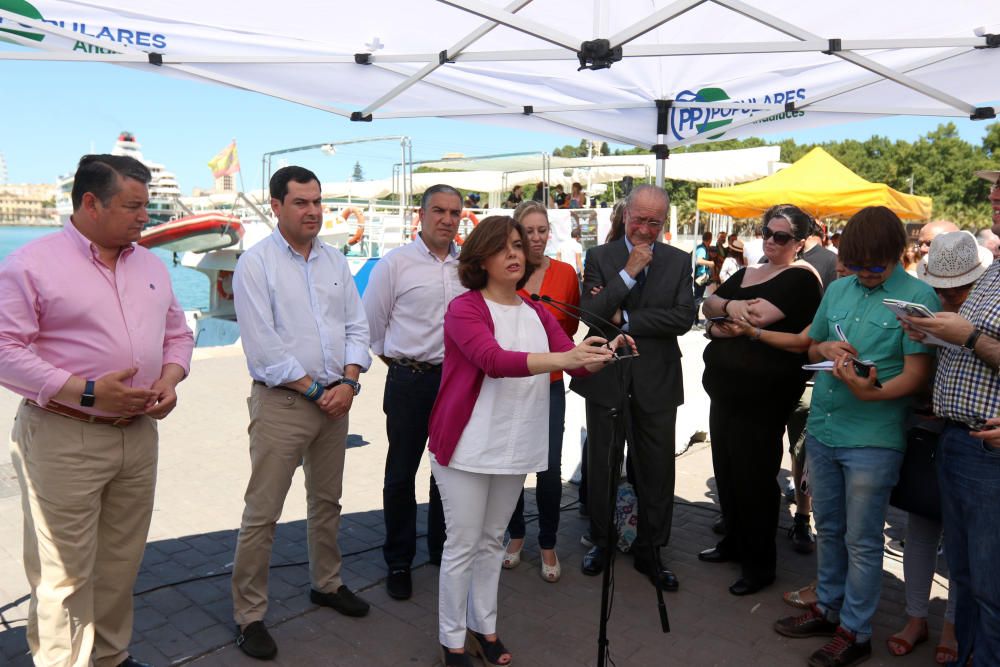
{"left": 1, "top": 1, "right": 997, "bottom": 185}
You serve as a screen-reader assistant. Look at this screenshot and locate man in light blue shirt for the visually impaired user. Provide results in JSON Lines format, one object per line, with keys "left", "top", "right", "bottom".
{"left": 230, "top": 166, "right": 371, "bottom": 660}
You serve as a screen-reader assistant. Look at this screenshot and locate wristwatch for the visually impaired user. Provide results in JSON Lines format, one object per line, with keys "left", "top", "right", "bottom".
{"left": 337, "top": 378, "right": 361, "bottom": 396}
{"left": 963, "top": 328, "right": 983, "bottom": 352}
{"left": 80, "top": 379, "right": 96, "bottom": 408}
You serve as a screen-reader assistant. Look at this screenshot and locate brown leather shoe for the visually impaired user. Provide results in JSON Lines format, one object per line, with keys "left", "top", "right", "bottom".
{"left": 808, "top": 627, "right": 872, "bottom": 667}
{"left": 774, "top": 604, "right": 838, "bottom": 638}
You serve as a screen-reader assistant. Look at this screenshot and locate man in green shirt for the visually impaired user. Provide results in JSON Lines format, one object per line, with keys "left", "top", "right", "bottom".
{"left": 774, "top": 207, "right": 938, "bottom": 667}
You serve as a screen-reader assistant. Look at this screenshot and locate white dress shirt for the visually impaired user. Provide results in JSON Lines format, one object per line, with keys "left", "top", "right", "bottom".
{"left": 233, "top": 227, "right": 370, "bottom": 387}
{"left": 362, "top": 234, "right": 466, "bottom": 365}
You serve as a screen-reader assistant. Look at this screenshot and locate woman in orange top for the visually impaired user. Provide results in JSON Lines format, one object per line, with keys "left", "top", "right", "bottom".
{"left": 502, "top": 200, "right": 581, "bottom": 582}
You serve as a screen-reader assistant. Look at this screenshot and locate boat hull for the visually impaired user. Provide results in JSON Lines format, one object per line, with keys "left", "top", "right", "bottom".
{"left": 139, "top": 214, "right": 244, "bottom": 254}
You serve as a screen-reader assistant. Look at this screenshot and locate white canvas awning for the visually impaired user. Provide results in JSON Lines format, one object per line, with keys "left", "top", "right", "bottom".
{"left": 2, "top": 1, "right": 998, "bottom": 160}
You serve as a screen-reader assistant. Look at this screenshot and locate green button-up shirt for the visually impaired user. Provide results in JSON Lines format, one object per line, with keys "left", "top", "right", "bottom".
{"left": 807, "top": 265, "right": 939, "bottom": 450}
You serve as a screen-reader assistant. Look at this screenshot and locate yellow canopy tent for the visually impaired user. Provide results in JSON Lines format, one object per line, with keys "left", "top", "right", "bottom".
{"left": 697, "top": 147, "right": 932, "bottom": 220}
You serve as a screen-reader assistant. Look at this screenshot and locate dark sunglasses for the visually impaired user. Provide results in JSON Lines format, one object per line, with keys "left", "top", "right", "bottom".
{"left": 762, "top": 227, "right": 795, "bottom": 245}
{"left": 845, "top": 263, "right": 888, "bottom": 274}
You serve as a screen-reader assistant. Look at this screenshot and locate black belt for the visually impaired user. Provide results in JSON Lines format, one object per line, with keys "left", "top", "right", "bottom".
{"left": 391, "top": 358, "right": 442, "bottom": 373}
{"left": 252, "top": 380, "right": 340, "bottom": 391}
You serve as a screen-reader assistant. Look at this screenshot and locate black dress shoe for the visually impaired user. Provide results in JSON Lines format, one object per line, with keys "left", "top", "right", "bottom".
{"left": 728, "top": 575, "right": 775, "bottom": 596}
{"left": 310, "top": 586, "right": 370, "bottom": 617}
{"left": 386, "top": 567, "right": 412, "bottom": 600}
{"left": 632, "top": 557, "right": 680, "bottom": 592}
{"left": 697, "top": 546, "right": 738, "bottom": 564}
{"left": 117, "top": 658, "right": 155, "bottom": 667}
{"left": 236, "top": 620, "right": 278, "bottom": 660}
{"left": 581, "top": 546, "right": 606, "bottom": 576}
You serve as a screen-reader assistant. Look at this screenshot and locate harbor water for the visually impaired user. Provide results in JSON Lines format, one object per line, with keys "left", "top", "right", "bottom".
{"left": 0, "top": 225, "right": 209, "bottom": 311}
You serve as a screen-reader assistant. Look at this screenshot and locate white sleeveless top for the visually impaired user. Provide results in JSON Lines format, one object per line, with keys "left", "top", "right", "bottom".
{"left": 448, "top": 299, "right": 552, "bottom": 474}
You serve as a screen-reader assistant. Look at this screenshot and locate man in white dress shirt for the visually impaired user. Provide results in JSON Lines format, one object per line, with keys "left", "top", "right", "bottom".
{"left": 230, "top": 166, "right": 371, "bottom": 660}
{"left": 363, "top": 184, "right": 467, "bottom": 600}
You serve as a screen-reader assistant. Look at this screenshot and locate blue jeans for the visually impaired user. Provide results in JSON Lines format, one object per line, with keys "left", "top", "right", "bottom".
{"left": 507, "top": 380, "right": 565, "bottom": 549}
{"left": 806, "top": 435, "right": 902, "bottom": 642}
{"left": 938, "top": 424, "right": 1000, "bottom": 666}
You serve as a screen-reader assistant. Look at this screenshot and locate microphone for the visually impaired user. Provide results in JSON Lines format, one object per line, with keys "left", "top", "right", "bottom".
{"left": 530, "top": 293, "right": 637, "bottom": 359}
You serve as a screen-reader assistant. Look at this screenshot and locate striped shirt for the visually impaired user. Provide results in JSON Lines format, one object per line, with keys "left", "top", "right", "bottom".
{"left": 933, "top": 259, "right": 1000, "bottom": 429}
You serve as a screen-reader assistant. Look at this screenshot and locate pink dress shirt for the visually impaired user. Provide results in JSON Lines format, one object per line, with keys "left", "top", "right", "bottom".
{"left": 0, "top": 222, "right": 194, "bottom": 415}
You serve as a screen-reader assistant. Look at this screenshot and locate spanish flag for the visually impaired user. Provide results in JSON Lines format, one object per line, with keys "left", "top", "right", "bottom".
{"left": 208, "top": 141, "right": 240, "bottom": 178}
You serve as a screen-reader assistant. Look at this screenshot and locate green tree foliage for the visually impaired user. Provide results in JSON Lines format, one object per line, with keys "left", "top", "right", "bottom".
{"left": 565, "top": 123, "right": 999, "bottom": 230}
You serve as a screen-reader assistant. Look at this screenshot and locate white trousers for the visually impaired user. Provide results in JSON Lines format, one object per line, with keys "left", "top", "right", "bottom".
{"left": 432, "top": 460, "right": 526, "bottom": 649}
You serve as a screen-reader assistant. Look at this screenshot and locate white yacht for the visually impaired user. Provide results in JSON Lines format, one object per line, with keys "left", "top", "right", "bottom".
{"left": 54, "top": 132, "right": 184, "bottom": 225}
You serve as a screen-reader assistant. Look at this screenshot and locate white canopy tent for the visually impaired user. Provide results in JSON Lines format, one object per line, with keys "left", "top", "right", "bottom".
{"left": 2, "top": 0, "right": 999, "bottom": 187}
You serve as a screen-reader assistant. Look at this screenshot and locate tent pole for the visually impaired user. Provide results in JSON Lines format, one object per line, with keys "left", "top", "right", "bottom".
{"left": 653, "top": 100, "right": 672, "bottom": 189}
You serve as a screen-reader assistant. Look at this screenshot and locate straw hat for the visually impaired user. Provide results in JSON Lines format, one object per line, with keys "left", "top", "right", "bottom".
{"left": 917, "top": 230, "right": 993, "bottom": 288}
{"left": 974, "top": 169, "right": 999, "bottom": 183}
{"left": 728, "top": 238, "right": 744, "bottom": 252}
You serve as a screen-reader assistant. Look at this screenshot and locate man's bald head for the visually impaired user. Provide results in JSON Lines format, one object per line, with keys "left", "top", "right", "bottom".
{"left": 917, "top": 219, "right": 960, "bottom": 259}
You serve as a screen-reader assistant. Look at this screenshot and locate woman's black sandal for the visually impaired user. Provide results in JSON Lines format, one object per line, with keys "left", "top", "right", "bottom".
{"left": 440, "top": 644, "right": 474, "bottom": 666}
{"left": 467, "top": 630, "right": 513, "bottom": 666}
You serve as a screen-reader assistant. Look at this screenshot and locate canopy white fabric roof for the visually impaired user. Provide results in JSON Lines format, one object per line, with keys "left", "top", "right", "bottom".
{"left": 2, "top": 1, "right": 998, "bottom": 153}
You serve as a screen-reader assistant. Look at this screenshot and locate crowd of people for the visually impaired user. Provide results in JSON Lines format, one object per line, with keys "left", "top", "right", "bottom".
{"left": 0, "top": 153, "right": 997, "bottom": 667}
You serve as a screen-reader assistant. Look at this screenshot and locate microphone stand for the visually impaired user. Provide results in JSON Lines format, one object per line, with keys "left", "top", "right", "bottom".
{"left": 530, "top": 294, "right": 669, "bottom": 667}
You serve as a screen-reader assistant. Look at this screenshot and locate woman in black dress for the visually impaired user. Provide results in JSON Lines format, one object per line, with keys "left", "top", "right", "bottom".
{"left": 697, "top": 204, "right": 823, "bottom": 595}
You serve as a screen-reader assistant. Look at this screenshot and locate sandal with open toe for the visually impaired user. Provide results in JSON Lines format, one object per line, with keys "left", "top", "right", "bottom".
{"left": 502, "top": 540, "right": 522, "bottom": 570}
{"left": 467, "top": 630, "right": 512, "bottom": 666}
{"left": 887, "top": 623, "right": 928, "bottom": 657}
{"left": 782, "top": 582, "right": 817, "bottom": 609}
{"left": 540, "top": 556, "right": 561, "bottom": 583}
{"left": 935, "top": 643, "right": 958, "bottom": 665}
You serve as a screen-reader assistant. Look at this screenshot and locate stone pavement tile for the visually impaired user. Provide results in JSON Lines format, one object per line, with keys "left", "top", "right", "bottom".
{"left": 171, "top": 606, "right": 218, "bottom": 637}
{"left": 126, "top": 639, "right": 172, "bottom": 667}
{"left": 139, "top": 587, "right": 195, "bottom": 617}
{"left": 132, "top": 606, "right": 169, "bottom": 633}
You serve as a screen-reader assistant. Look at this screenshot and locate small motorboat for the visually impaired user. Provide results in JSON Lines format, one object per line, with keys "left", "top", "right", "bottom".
{"left": 139, "top": 213, "right": 244, "bottom": 253}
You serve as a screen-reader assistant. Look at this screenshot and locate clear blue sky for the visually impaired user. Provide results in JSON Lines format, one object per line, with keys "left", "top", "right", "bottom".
{"left": 1, "top": 54, "right": 995, "bottom": 193}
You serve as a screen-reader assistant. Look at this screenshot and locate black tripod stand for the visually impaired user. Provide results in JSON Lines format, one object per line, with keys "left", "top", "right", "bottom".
{"left": 528, "top": 293, "right": 669, "bottom": 666}
{"left": 594, "top": 357, "right": 669, "bottom": 667}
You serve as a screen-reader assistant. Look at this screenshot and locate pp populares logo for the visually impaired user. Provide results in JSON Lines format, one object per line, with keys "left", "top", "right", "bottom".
{"left": 0, "top": 0, "right": 44, "bottom": 42}
{"left": 669, "top": 87, "right": 735, "bottom": 142}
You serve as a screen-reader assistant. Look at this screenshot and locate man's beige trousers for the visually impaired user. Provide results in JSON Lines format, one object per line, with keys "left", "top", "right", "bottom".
{"left": 10, "top": 401, "right": 157, "bottom": 667}
{"left": 231, "top": 384, "right": 348, "bottom": 627}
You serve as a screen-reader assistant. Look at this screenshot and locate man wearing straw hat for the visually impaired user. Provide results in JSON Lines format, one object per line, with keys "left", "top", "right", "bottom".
{"left": 900, "top": 168, "right": 1000, "bottom": 665}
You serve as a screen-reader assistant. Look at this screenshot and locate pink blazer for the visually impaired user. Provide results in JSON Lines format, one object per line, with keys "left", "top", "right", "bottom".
{"left": 428, "top": 290, "right": 589, "bottom": 467}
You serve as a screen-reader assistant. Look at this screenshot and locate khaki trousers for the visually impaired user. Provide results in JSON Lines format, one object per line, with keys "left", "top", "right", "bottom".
{"left": 231, "top": 384, "right": 348, "bottom": 626}
{"left": 9, "top": 401, "right": 158, "bottom": 667}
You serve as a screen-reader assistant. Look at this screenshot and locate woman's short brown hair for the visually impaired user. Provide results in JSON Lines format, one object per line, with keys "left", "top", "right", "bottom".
{"left": 838, "top": 206, "right": 908, "bottom": 268}
{"left": 458, "top": 215, "right": 535, "bottom": 290}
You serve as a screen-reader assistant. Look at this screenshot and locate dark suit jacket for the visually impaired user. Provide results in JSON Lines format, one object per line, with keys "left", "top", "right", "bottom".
{"left": 569, "top": 238, "right": 696, "bottom": 413}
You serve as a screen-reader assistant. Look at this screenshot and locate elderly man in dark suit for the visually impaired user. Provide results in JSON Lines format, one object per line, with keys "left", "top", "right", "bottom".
{"left": 571, "top": 184, "right": 695, "bottom": 590}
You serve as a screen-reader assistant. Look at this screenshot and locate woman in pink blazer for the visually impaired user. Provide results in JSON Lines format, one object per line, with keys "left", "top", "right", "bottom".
{"left": 428, "top": 215, "right": 631, "bottom": 666}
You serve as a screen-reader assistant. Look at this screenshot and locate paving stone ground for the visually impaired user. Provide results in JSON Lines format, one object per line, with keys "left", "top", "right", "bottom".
{"left": 0, "top": 332, "right": 949, "bottom": 666}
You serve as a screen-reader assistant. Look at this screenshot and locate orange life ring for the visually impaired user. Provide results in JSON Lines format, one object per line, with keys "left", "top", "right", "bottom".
{"left": 340, "top": 207, "right": 365, "bottom": 245}
{"left": 453, "top": 209, "right": 480, "bottom": 246}
{"left": 410, "top": 208, "right": 479, "bottom": 244}
{"left": 411, "top": 208, "right": 422, "bottom": 240}
{"left": 216, "top": 270, "right": 234, "bottom": 301}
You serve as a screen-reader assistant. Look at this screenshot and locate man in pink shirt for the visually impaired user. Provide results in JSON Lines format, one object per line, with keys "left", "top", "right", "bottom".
{"left": 0, "top": 154, "right": 194, "bottom": 667}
